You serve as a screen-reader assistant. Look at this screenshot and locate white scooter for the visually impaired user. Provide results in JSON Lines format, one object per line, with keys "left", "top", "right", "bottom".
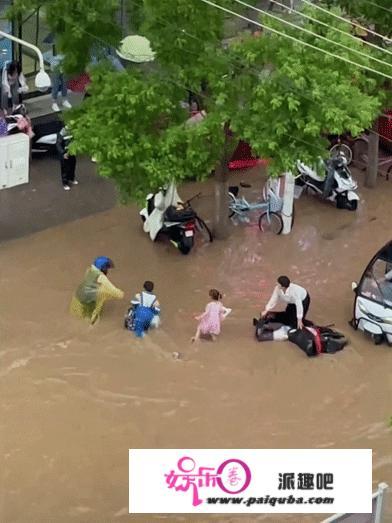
{"left": 295, "top": 156, "right": 359, "bottom": 211}
{"left": 139, "top": 182, "right": 212, "bottom": 255}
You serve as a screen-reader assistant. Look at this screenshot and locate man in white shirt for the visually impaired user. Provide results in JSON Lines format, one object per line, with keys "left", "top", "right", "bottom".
{"left": 261, "top": 275, "right": 310, "bottom": 330}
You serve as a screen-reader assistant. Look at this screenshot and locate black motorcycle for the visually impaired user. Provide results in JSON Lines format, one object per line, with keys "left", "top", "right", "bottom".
{"left": 140, "top": 192, "right": 213, "bottom": 255}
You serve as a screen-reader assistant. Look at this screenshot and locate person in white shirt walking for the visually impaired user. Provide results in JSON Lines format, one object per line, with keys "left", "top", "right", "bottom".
{"left": 261, "top": 275, "right": 310, "bottom": 330}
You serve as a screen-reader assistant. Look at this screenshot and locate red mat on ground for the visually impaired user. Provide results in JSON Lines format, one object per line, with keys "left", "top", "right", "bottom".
{"left": 228, "top": 140, "right": 269, "bottom": 170}
{"left": 378, "top": 109, "right": 392, "bottom": 151}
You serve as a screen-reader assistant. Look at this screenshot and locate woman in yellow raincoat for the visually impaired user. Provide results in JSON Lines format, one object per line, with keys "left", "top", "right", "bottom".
{"left": 70, "top": 256, "right": 124, "bottom": 324}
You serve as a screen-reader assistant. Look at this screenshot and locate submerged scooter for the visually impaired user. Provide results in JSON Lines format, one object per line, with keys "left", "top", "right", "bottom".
{"left": 139, "top": 182, "right": 212, "bottom": 255}
{"left": 295, "top": 156, "right": 359, "bottom": 211}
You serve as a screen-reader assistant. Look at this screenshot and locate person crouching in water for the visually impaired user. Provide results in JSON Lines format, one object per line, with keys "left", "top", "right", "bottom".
{"left": 70, "top": 256, "right": 124, "bottom": 325}
{"left": 261, "top": 275, "right": 310, "bottom": 330}
{"left": 131, "top": 281, "right": 160, "bottom": 338}
{"left": 192, "top": 289, "right": 232, "bottom": 342}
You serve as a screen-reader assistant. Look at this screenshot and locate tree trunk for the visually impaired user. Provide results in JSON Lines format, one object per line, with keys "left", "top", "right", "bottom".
{"left": 213, "top": 123, "right": 232, "bottom": 240}
{"left": 213, "top": 161, "right": 230, "bottom": 240}
{"left": 118, "top": 0, "right": 129, "bottom": 36}
{"left": 365, "top": 123, "right": 379, "bottom": 188}
{"left": 281, "top": 172, "right": 295, "bottom": 235}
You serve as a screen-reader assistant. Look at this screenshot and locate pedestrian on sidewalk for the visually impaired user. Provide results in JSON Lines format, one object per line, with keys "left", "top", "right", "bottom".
{"left": 50, "top": 54, "right": 72, "bottom": 112}
{"left": 70, "top": 257, "right": 124, "bottom": 325}
{"left": 1, "top": 61, "right": 28, "bottom": 112}
{"left": 125, "top": 281, "right": 161, "bottom": 338}
{"left": 261, "top": 275, "right": 310, "bottom": 330}
{"left": 56, "top": 125, "right": 78, "bottom": 191}
{"left": 191, "top": 289, "right": 232, "bottom": 342}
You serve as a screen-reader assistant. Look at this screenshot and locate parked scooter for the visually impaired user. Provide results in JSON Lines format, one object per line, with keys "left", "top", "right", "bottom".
{"left": 6, "top": 104, "right": 63, "bottom": 155}
{"left": 139, "top": 182, "right": 212, "bottom": 255}
{"left": 31, "top": 118, "right": 63, "bottom": 155}
{"left": 295, "top": 156, "right": 359, "bottom": 211}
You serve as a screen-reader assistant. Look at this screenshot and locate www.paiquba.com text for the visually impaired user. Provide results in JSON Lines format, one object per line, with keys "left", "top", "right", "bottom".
{"left": 207, "top": 495, "right": 335, "bottom": 507}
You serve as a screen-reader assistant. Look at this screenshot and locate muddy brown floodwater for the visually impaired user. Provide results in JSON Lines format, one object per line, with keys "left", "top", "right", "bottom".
{"left": 0, "top": 168, "right": 391, "bottom": 523}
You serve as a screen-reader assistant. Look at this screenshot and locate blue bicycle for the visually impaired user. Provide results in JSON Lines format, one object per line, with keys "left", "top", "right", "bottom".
{"left": 228, "top": 181, "right": 284, "bottom": 234}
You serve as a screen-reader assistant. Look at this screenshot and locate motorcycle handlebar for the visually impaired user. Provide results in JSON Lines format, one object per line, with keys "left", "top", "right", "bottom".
{"left": 182, "top": 192, "right": 202, "bottom": 207}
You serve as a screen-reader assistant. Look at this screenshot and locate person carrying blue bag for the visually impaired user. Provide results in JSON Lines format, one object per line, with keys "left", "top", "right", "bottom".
{"left": 125, "top": 281, "right": 160, "bottom": 338}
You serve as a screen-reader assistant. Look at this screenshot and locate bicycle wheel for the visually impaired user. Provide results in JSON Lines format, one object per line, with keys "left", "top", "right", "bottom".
{"left": 330, "top": 143, "right": 353, "bottom": 165}
{"left": 228, "top": 191, "right": 236, "bottom": 218}
{"left": 258, "top": 211, "right": 283, "bottom": 235}
{"left": 196, "top": 217, "right": 213, "bottom": 242}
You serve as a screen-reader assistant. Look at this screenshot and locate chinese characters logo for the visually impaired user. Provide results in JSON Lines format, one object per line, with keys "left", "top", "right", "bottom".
{"left": 278, "top": 472, "right": 334, "bottom": 491}
{"left": 165, "top": 456, "right": 252, "bottom": 506}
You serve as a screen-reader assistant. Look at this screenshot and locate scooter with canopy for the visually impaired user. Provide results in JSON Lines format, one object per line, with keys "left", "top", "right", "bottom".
{"left": 350, "top": 241, "right": 392, "bottom": 345}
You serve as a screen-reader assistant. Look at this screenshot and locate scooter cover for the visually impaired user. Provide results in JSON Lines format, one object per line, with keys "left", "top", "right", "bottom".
{"left": 143, "top": 181, "right": 183, "bottom": 240}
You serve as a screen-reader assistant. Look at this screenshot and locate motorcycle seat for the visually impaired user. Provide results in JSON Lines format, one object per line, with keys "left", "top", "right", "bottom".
{"left": 164, "top": 205, "right": 196, "bottom": 222}
{"left": 308, "top": 178, "right": 325, "bottom": 191}
{"left": 33, "top": 120, "right": 63, "bottom": 140}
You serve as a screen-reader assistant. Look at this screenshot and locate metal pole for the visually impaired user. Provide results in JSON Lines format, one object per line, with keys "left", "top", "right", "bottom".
{"left": 375, "top": 483, "right": 389, "bottom": 523}
{"left": 17, "top": 14, "right": 22, "bottom": 65}
{"left": 0, "top": 29, "right": 45, "bottom": 70}
{"left": 320, "top": 482, "right": 389, "bottom": 523}
{"left": 281, "top": 172, "right": 295, "bottom": 235}
{"left": 34, "top": 8, "right": 40, "bottom": 73}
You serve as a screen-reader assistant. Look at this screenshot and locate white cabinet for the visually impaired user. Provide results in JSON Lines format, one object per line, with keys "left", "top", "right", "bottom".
{"left": 0, "top": 133, "right": 30, "bottom": 190}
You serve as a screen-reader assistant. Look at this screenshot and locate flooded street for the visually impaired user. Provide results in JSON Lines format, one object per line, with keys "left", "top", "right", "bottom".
{"left": 0, "top": 168, "right": 391, "bottom": 523}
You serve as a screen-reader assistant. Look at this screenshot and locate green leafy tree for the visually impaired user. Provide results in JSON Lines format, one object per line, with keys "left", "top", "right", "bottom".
{"left": 230, "top": 5, "right": 389, "bottom": 169}
{"left": 68, "top": 66, "right": 225, "bottom": 203}
{"left": 8, "top": 0, "right": 121, "bottom": 73}
{"left": 68, "top": 1, "right": 387, "bottom": 237}
{"left": 322, "top": 0, "right": 392, "bottom": 187}
{"left": 326, "top": 0, "right": 392, "bottom": 38}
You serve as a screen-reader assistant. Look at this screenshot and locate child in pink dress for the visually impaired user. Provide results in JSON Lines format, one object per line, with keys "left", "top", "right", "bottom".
{"left": 191, "top": 289, "right": 232, "bottom": 342}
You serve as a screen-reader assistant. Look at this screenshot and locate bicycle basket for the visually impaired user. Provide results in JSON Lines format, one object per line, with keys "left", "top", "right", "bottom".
{"left": 267, "top": 190, "right": 283, "bottom": 213}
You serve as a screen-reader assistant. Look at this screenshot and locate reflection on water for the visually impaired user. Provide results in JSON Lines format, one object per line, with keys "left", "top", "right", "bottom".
{"left": 0, "top": 169, "right": 391, "bottom": 522}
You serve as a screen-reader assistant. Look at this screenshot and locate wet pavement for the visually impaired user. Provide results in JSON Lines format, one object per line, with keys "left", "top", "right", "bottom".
{"left": 0, "top": 166, "right": 391, "bottom": 523}
{"left": 0, "top": 155, "right": 116, "bottom": 243}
